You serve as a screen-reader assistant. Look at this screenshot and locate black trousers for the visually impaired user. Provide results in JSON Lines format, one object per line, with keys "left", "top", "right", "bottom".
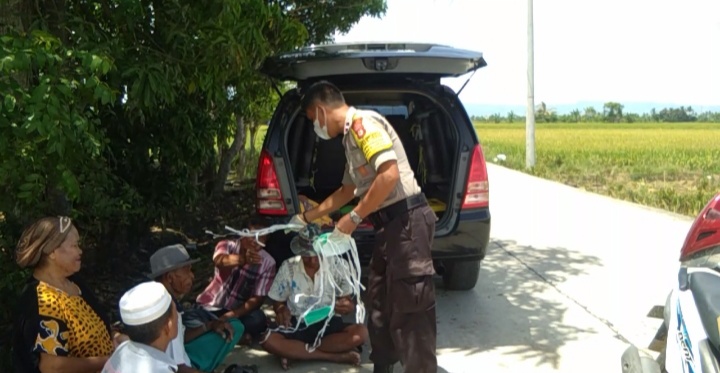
{"left": 367, "top": 205, "right": 438, "bottom": 373}
{"left": 211, "top": 308, "right": 268, "bottom": 339}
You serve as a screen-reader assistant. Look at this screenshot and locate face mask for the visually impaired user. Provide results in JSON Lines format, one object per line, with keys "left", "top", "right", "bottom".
{"left": 313, "top": 107, "right": 331, "bottom": 140}
{"left": 313, "top": 229, "right": 354, "bottom": 256}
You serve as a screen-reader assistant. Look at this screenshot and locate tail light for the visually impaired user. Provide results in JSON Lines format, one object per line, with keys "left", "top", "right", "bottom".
{"left": 680, "top": 194, "right": 720, "bottom": 260}
{"left": 461, "top": 144, "right": 489, "bottom": 209}
{"left": 256, "top": 150, "right": 287, "bottom": 215}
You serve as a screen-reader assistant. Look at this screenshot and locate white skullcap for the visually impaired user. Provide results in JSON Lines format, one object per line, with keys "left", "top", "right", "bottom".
{"left": 119, "top": 281, "right": 172, "bottom": 326}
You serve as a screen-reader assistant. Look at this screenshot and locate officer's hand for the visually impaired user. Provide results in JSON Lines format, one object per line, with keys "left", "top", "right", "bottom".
{"left": 285, "top": 214, "right": 308, "bottom": 233}
{"left": 335, "top": 213, "right": 358, "bottom": 235}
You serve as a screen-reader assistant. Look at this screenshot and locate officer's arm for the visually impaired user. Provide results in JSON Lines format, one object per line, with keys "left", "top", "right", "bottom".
{"left": 354, "top": 161, "right": 399, "bottom": 219}
{"left": 304, "top": 182, "right": 356, "bottom": 222}
{"left": 348, "top": 117, "right": 400, "bottom": 218}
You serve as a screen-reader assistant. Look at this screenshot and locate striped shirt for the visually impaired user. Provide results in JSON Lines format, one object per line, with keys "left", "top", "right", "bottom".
{"left": 196, "top": 239, "right": 276, "bottom": 311}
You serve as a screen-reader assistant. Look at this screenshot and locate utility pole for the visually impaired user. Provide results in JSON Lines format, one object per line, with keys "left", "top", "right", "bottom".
{"left": 526, "top": 0, "right": 536, "bottom": 169}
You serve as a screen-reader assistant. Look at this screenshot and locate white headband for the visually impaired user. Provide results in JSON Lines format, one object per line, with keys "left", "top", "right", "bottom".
{"left": 119, "top": 281, "right": 172, "bottom": 326}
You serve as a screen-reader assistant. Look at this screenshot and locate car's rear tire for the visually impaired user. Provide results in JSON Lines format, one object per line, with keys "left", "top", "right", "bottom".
{"left": 441, "top": 259, "right": 481, "bottom": 291}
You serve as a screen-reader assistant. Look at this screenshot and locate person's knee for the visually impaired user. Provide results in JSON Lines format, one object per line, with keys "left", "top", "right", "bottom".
{"left": 347, "top": 324, "right": 369, "bottom": 346}
{"left": 260, "top": 332, "right": 282, "bottom": 352}
{"left": 228, "top": 318, "right": 245, "bottom": 337}
{"left": 243, "top": 310, "right": 268, "bottom": 335}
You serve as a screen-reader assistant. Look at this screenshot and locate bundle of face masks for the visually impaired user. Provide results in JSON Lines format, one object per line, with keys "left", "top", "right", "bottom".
{"left": 262, "top": 228, "right": 366, "bottom": 352}
{"left": 209, "top": 223, "right": 366, "bottom": 352}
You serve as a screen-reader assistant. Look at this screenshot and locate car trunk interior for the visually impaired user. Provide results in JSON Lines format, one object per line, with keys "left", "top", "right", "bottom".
{"left": 285, "top": 91, "right": 459, "bottom": 226}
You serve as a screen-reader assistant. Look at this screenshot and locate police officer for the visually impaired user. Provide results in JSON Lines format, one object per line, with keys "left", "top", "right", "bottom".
{"left": 290, "top": 80, "right": 438, "bottom": 373}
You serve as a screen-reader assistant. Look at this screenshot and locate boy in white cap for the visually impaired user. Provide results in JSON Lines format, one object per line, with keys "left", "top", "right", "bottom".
{"left": 102, "top": 281, "right": 180, "bottom": 373}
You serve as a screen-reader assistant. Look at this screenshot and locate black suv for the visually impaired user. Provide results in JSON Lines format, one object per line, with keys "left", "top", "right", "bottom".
{"left": 255, "top": 42, "right": 491, "bottom": 291}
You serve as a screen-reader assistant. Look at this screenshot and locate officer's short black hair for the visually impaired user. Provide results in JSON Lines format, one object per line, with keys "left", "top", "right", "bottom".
{"left": 300, "top": 80, "right": 345, "bottom": 110}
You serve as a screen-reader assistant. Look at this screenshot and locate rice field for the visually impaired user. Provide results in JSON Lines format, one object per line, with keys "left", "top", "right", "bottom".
{"left": 474, "top": 122, "right": 720, "bottom": 217}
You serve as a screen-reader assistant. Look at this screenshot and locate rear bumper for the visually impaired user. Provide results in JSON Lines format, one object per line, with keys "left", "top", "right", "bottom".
{"left": 348, "top": 208, "right": 490, "bottom": 265}
{"left": 431, "top": 208, "right": 490, "bottom": 261}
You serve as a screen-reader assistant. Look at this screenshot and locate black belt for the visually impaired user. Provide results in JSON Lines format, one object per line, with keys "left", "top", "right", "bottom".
{"left": 367, "top": 193, "right": 428, "bottom": 229}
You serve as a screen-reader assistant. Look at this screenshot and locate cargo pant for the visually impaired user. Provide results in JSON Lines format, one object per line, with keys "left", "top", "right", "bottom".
{"left": 368, "top": 204, "right": 438, "bottom": 373}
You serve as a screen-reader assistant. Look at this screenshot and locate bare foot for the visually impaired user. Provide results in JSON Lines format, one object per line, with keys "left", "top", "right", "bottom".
{"left": 334, "top": 350, "right": 361, "bottom": 366}
{"left": 280, "top": 357, "right": 289, "bottom": 370}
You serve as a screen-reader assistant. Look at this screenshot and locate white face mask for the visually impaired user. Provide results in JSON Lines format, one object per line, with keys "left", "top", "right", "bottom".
{"left": 313, "top": 107, "right": 331, "bottom": 140}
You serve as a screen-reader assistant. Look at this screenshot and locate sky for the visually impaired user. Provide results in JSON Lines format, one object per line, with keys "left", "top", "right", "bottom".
{"left": 333, "top": 0, "right": 720, "bottom": 111}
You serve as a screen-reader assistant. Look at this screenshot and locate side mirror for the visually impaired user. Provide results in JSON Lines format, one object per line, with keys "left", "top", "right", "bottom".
{"left": 678, "top": 266, "right": 689, "bottom": 291}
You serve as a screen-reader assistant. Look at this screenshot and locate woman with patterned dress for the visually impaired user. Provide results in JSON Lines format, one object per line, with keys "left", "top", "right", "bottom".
{"left": 11, "top": 216, "right": 123, "bottom": 373}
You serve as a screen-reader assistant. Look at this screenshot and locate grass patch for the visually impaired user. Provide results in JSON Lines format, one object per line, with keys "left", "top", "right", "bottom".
{"left": 475, "top": 122, "right": 720, "bottom": 216}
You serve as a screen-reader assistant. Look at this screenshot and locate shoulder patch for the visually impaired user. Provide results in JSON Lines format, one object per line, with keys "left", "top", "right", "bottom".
{"left": 350, "top": 116, "right": 393, "bottom": 161}
{"left": 351, "top": 119, "right": 366, "bottom": 138}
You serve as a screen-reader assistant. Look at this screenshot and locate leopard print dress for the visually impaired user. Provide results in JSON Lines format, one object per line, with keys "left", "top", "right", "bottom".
{"left": 13, "top": 275, "right": 114, "bottom": 373}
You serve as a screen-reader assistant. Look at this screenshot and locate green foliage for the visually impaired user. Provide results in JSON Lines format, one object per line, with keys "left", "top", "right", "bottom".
{"left": 476, "top": 122, "right": 720, "bottom": 217}
{"left": 0, "top": 28, "right": 123, "bottom": 222}
{"left": 0, "top": 0, "right": 387, "bottom": 368}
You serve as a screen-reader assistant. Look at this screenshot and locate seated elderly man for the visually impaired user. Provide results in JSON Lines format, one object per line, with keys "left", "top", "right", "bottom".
{"left": 261, "top": 225, "right": 367, "bottom": 370}
{"left": 149, "top": 244, "right": 250, "bottom": 373}
{"left": 196, "top": 216, "right": 277, "bottom": 344}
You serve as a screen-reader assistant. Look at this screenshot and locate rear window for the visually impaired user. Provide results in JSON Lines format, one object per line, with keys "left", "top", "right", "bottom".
{"left": 355, "top": 105, "right": 408, "bottom": 117}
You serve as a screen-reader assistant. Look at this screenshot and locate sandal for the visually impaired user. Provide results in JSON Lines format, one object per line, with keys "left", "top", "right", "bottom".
{"left": 223, "top": 364, "right": 259, "bottom": 373}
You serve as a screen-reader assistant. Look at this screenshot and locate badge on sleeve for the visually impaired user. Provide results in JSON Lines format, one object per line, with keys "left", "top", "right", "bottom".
{"left": 350, "top": 117, "right": 393, "bottom": 161}
{"left": 352, "top": 120, "right": 366, "bottom": 138}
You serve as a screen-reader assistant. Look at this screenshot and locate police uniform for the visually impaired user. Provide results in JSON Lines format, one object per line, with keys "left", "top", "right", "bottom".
{"left": 342, "top": 107, "right": 438, "bottom": 373}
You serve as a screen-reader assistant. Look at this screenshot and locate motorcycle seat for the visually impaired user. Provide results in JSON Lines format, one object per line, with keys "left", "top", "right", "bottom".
{"left": 689, "top": 270, "right": 720, "bottom": 350}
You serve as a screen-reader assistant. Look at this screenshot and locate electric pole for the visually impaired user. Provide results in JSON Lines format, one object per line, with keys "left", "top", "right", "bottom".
{"left": 526, "top": 0, "right": 536, "bottom": 169}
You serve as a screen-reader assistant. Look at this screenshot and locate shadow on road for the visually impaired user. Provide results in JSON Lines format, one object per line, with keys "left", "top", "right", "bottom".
{"left": 433, "top": 239, "right": 604, "bottom": 370}
{"left": 221, "top": 239, "right": 603, "bottom": 372}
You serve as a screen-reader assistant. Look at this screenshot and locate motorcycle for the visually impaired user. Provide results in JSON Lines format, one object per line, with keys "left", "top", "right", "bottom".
{"left": 622, "top": 192, "right": 720, "bottom": 373}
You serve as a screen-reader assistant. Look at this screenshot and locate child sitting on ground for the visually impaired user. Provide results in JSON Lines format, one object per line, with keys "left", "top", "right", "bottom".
{"left": 102, "top": 281, "right": 180, "bottom": 372}
{"left": 260, "top": 225, "right": 368, "bottom": 370}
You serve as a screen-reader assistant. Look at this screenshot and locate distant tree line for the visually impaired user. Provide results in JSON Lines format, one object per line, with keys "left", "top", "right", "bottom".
{"left": 472, "top": 102, "right": 720, "bottom": 123}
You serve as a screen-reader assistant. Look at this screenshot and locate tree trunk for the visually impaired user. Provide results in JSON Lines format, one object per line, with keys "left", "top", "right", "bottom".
{"left": 1, "top": 0, "right": 31, "bottom": 90}
{"left": 249, "top": 121, "right": 260, "bottom": 155}
{"left": 213, "top": 115, "right": 246, "bottom": 196}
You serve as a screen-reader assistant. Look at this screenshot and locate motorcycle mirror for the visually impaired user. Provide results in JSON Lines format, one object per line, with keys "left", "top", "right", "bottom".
{"left": 678, "top": 266, "right": 689, "bottom": 291}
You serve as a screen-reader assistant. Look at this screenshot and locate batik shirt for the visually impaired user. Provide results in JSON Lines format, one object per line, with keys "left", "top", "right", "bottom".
{"left": 196, "top": 239, "right": 277, "bottom": 311}
{"left": 268, "top": 256, "right": 354, "bottom": 317}
{"left": 12, "top": 275, "right": 114, "bottom": 373}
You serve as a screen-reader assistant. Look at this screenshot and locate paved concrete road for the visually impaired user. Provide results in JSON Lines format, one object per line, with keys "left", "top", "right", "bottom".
{"left": 220, "top": 163, "right": 694, "bottom": 373}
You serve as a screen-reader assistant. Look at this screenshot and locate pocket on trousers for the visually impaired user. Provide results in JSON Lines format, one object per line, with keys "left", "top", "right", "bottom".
{"left": 391, "top": 275, "right": 436, "bottom": 314}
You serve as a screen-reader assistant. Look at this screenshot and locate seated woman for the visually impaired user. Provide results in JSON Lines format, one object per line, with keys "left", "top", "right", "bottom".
{"left": 11, "top": 216, "right": 122, "bottom": 373}
{"left": 261, "top": 225, "right": 368, "bottom": 370}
